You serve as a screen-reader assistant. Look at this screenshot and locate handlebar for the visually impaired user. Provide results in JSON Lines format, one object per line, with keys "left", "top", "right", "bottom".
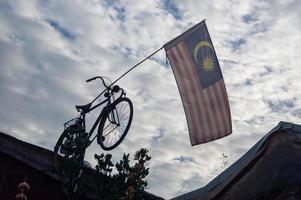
{"left": 86, "top": 76, "right": 109, "bottom": 88}
{"left": 85, "top": 76, "right": 126, "bottom": 104}
{"left": 86, "top": 77, "right": 98, "bottom": 82}
{"left": 86, "top": 76, "right": 123, "bottom": 94}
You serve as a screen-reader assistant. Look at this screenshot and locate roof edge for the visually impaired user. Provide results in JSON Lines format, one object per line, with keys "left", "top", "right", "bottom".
{"left": 172, "top": 121, "right": 301, "bottom": 200}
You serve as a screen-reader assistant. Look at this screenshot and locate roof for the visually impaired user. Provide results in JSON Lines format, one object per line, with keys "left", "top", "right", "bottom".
{"left": 0, "top": 131, "right": 164, "bottom": 200}
{"left": 173, "top": 121, "right": 301, "bottom": 200}
{"left": 0, "top": 131, "right": 58, "bottom": 179}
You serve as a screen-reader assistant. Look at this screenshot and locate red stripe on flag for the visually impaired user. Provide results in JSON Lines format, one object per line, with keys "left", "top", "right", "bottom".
{"left": 214, "top": 81, "right": 230, "bottom": 135}
{"left": 177, "top": 43, "right": 211, "bottom": 143}
{"left": 170, "top": 47, "right": 204, "bottom": 144}
{"left": 202, "top": 87, "right": 219, "bottom": 140}
{"left": 217, "top": 80, "right": 232, "bottom": 133}
{"left": 166, "top": 44, "right": 232, "bottom": 144}
{"left": 179, "top": 42, "right": 218, "bottom": 142}
{"left": 179, "top": 42, "right": 232, "bottom": 143}
{"left": 164, "top": 21, "right": 232, "bottom": 145}
{"left": 176, "top": 44, "right": 209, "bottom": 144}
{"left": 207, "top": 85, "right": 224, "bottom": 139}
{"left": 167, "top": 50, "right": 199, "bottom": 144}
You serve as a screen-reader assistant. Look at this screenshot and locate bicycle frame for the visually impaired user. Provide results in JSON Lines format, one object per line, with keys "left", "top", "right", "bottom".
{"left": 66, "top": 81, "right": 125, "bottom": 147}
{"left": 81, "top": 97, "right": 110, "bottom": 142}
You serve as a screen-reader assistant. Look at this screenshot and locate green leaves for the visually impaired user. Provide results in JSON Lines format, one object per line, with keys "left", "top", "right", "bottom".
{"left": 94, "top": 148, "right": 151, "bottom": 200}
{"left": 94, "top": 153, "right": 114, "bottom": 175}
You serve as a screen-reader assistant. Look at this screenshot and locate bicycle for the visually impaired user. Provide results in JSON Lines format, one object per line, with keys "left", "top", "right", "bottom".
{"left": 53, "top": 76, "right": 133, "bottom": 194}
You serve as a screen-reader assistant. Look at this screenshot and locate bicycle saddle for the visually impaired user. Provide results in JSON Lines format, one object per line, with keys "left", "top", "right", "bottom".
{"left": 75, "top": 103, "right": 92, "bottom": 113}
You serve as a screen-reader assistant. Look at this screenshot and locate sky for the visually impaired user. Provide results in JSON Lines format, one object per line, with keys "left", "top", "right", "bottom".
{"left": 1, "top": 0, "right": 301, "bottom": 198}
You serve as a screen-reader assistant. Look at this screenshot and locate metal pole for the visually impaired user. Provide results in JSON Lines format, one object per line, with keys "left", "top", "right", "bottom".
{"left": 110, "top": 46, "right": 164, "bottom": 86}
{"left": 89, "top": 46, "right": 164, "bottom": 104}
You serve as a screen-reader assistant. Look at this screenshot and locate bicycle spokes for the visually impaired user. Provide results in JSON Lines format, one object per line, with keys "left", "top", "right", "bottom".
{"left": 97, "top": 98, "right": 133, "bottom": 150}
{"left": 108, "top": 109, "right": 119, "bottom": 125}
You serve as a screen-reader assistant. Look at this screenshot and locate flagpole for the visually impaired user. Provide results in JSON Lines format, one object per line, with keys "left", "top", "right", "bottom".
{"left": 103, "top": 19, "right": 206, "bottom": 86}
{"left": 164, "top": 19, "right": 206, "bottom": 49}
{"left": 110, "top": 46, "right": 164, "bottom": 86}
{"left": 88, "top": 46, "right": 164, "bottom": 105}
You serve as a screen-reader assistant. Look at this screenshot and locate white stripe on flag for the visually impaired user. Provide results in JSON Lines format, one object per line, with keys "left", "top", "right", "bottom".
{"left": 216, "top": 80, "right": 232, "bottom": 134}
{"left": 168, "top": 42, "right": 231, "bottom": 144}
{"left": 164, "top": 20, "right": 232, "bottom": 145}
{"left": 214, "top": 81, "right": 230, "bottom": 134}
{"left": 170, "top": 48, "right": 203, "bottom": 144}
{"left": 167, "top": 50, "right": 199, "bottom": 143}
{"left": 178, "top": 42, "right": 217, "bottom": 143}
{"left": 177, "top": 43, "right": 211, "bottom": 143}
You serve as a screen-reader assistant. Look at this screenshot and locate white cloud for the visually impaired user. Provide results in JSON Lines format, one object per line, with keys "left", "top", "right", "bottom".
{"left": 1, "top": 0, "right": 301, "bottom": 198}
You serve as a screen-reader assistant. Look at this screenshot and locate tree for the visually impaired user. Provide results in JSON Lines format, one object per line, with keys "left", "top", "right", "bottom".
{"left": 93, "top": 148, "right": 151, "bottom": 200}
{"left": 57, "top": 146, "right": 152, "bottom": 199}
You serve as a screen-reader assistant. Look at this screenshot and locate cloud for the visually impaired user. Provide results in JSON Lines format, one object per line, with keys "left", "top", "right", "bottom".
{"left": 161, "top": 0, "right": 182, "bottom": 20}
{"left": 48, "top": 20, "right": 76, "bottom": 41}
{"left": 173, "top": 156, "right": 197, "bottom": 164}
{"left": 1, "top": 0, "right": 301, "bottom": 199}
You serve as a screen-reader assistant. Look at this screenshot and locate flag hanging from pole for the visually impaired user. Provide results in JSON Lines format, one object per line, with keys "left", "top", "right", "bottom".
{"left": 164, "top": 20, "right": 232, "bottom": 145}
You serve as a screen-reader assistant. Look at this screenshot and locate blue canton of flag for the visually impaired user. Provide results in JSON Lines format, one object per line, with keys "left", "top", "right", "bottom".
{"left": 184, "top": 25, "right": 222, "bottom": 88}
{"left": 164, "top": 20, "right": 232, "bottom": 145}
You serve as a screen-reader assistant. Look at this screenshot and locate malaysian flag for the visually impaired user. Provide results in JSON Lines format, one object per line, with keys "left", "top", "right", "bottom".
{"left": 164, "top": 20, "right": 232, "bottom": 145}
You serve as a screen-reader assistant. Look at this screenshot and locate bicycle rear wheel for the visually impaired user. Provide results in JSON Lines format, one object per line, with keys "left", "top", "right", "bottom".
{"left": 53, "top": 124, "right": 86, "bottom": 170}
{"left": 97, "top": 97, "right": 133, "bottom": 150}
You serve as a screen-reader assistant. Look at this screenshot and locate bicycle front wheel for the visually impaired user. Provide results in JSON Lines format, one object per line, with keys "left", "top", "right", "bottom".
{"left": 97, "top": 97, "right": 133, "bottom": 150}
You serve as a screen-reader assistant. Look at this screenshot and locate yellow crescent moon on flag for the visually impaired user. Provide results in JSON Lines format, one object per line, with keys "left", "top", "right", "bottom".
{"left": 193, "top": 41, "right": 213, "bottom": 63}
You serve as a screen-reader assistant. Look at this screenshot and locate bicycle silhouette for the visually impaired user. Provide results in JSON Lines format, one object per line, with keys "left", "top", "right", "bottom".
{"left": 53, "top": 76, "right": 133, "bottom": 170}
